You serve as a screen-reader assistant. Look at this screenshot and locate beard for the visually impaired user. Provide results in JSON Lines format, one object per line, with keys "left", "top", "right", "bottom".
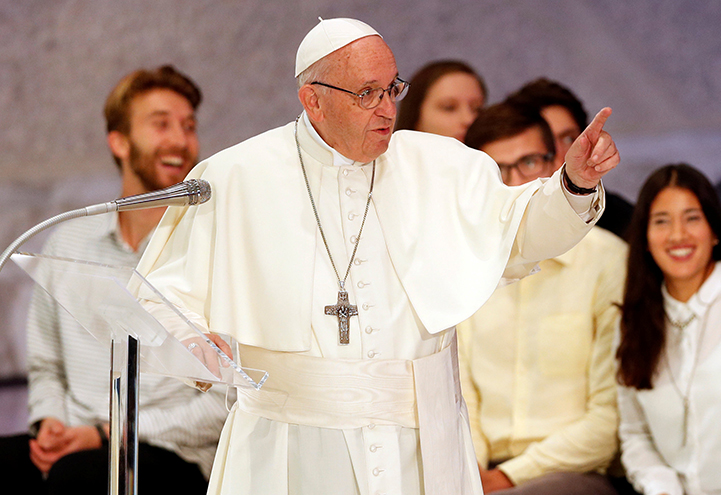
{"left": 128, "top": 141, "right": 196, "bottom": 192}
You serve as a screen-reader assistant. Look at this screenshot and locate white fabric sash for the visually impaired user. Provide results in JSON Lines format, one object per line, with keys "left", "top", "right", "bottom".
{"left": 233, "top": 337, "right": 465, "bottom": 495}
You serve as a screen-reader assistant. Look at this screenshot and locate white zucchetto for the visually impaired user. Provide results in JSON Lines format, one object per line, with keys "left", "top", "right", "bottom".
{"left": 295, "top": 17, "right": 381, "bottom": 77}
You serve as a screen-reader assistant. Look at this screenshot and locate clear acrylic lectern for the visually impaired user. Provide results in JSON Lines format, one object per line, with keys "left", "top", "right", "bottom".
{"left": 12, "top": 252, "right": 267, "bottom": 495}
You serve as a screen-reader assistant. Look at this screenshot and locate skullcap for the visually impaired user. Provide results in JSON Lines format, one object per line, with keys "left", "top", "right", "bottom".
{"left": 295, "top": 17, "right": 381, "bottom": 77}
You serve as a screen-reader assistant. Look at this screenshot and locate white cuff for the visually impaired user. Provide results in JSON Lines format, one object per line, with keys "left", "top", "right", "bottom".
{"left": 559, "top": 167, "right": 603, "bottom": 223}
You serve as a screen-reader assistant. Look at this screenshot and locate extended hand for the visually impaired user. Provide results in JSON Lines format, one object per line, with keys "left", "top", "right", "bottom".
{"left": 564, "top": 107, "right": 619, "bottom": 190}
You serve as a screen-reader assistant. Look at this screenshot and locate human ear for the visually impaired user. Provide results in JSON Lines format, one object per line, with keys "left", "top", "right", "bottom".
{"left": 107, "top": 130, "right": 130, "bottom": 162}
{"left": 298, "top": 85, "right": 324, "bottom": 123}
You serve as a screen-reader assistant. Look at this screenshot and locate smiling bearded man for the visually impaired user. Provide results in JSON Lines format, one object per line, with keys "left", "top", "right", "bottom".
{"left": 132, "top": 18, "right": 620, "bottom": 495}
{"left": 0, "top": 65, "right": 228, "bottom": 495}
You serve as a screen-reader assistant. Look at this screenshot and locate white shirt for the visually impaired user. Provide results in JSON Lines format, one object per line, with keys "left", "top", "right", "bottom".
{"left": 619, "top": 262, "right": 721, "bottom": 495}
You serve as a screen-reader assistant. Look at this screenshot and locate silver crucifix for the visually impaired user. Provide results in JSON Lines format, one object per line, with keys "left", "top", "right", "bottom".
{"left": 325, "top": 290, "right": 358, "bottom": 345}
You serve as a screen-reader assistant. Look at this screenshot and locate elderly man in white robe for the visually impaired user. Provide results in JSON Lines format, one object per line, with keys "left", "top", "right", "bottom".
{"left": 132, "top": 18, "right": 620, "bottom": 495}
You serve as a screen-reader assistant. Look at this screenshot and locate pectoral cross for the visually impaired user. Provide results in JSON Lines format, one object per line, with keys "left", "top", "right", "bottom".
{"left": 325, "top": 290, "right": 358, "bottom": 345}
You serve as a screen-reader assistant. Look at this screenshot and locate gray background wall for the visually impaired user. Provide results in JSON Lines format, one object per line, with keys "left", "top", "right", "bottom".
{"left": 1, "top": 0, "right": 719, "bottom": 383}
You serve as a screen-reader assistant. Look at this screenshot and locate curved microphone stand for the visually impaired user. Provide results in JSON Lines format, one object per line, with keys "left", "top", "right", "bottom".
{"left": 0, "top": 178, "right": 211, "bottom": 495}
{"left": 0, "top": 179, "right": 210, "bottom": 273}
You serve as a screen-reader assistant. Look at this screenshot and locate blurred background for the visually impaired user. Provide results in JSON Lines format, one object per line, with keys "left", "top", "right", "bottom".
{"left": 1, "top": 0, "right": 719, "bottom": 431}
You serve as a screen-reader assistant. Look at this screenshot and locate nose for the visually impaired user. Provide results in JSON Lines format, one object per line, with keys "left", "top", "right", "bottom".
{"left": 669, "top": 218, "right": 686, "bottom": 241}
{"left": 461, "top": 105, "right": 478, "bottom": 127}
{"left": 556, "top": 141, "right": 572, "bottom": 163}
{"left": 504, "top": 168, "right": 526, "bottom": 187}
{"left": 375, "top": 91, "right": 397, "bottom": 119}
{"left": 167, "top": 121, "right": 189, "bottom": 149}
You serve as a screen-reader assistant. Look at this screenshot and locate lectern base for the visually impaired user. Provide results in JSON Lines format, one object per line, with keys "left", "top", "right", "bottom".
{"left": 109, "top": 336, "right": 139, "bottom": 495}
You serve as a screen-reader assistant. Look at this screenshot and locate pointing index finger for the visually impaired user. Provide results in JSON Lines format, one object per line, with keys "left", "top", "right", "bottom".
{"left": 584, "top": 107, "right": 612, "bottom": 143}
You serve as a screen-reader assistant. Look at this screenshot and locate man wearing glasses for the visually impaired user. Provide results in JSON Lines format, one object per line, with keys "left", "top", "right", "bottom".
{"left": 505, "top": 78, "right": 634, "bottom": 240}
{"left": 133, "top": 18, "right": 619, "bottom": 495}
{"left": 460, "top": 102, "right": 627, "bottom": 495}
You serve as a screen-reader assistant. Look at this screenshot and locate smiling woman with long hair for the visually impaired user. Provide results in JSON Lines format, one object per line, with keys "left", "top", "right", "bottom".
{"left": 616, "top": 163, "right": 721, "bottom": 495}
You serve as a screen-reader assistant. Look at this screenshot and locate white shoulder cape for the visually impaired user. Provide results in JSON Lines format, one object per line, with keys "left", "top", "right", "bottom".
{"left": 133, "top": 120, "right": 599, "bottom": 351}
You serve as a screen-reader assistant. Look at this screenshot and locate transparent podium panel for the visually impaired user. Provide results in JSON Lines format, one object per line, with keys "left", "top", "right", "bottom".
{"left": 12, "top": 252, "right": 267, "bottom": 390}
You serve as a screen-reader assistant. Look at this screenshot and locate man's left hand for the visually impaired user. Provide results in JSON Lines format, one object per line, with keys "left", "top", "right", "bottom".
{"left": 564, "top": 107, "right": 619, "bottom": 190}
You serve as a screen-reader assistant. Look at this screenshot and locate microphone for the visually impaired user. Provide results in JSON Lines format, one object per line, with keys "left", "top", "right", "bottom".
{"left": 85, "top": 179, "right": 212, "bottom": 215}
{"left": 0, "top": 179, "right": 212, "bottom": 272}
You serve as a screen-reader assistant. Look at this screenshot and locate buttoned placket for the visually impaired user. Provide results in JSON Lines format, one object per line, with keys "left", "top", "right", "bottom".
{"left": 363, "top": 422, "right": 402, "bottom": 495}
{"left": 339, "top": 164, "right": 405, "bottom": 494}
{"left": 339, "top": 165, "right": 381, "bottom": 360}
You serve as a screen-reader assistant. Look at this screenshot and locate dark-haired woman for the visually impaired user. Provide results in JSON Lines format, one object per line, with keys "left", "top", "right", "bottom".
{"left": 395, "top": 60, "right": 485, "bottom": 141}
{"left": 616, "top": 163, "right": 721, "bottom": 495}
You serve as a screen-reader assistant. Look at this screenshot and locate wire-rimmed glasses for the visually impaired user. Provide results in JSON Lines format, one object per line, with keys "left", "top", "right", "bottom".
{"left": 311, "top": 77, "right": 410, "bottom": 109}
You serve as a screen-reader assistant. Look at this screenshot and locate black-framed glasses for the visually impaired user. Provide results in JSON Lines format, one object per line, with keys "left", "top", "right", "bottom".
{"left": 311, "top": 77, "right": 410, "bottom": 109}
{"left": 497, "top": 153, "right": 554, "bottom": 182}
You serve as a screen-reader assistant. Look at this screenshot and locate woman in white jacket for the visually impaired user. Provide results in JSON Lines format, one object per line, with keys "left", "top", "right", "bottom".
{"left": 616, "top": 163, "right": 721, "bottom": 495}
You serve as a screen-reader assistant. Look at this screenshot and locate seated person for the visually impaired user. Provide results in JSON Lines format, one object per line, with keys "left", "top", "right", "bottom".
{"left": 395, "top": 59, "right": 486, "bottom": 141}
{"left": 506, "top": 77, "right": 634, "bottom": 240}
{"left": 459, "top": 102, "right": 627, "bottom": 495}
{"left": 0, "top": 65, "right": 229, "bottom": 494}
{"left": 617, "top": 163, "right": 721, "bottom": 495}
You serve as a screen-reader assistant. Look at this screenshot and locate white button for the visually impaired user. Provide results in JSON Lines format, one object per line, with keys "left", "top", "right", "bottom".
{"left": 345, "top": 188, "right": 356, "bottom": 196}
{"left": 362, "top": 303, "right": 373, "bottom": 310}
{"left": 350, "top": 235, "right": 358, "bottom": 244}
{"left": 369, "top": 444, "right": 378, "bottom": 452}
{"left": 368, "top": 423, "right": 376, "bottom": 429}
{"left": 348, "top": 212, "right": 357, "bottom": 220}
{"left": 365, "top": 326, "right": 374, "bottom": 334}
{"left": 343, "top": 169, "right": 350, "bottom": 176}
{"left": 367, "top": 351, "right": 376, "bottom": 358}
{"left": 357, "top": 281, "right": 370, "bottom": 288}
{"left": 372, "top": 468, "right": 383, "bottom": 476}
{"left": 354, "top": 258, "right": 366, "bottom": 265}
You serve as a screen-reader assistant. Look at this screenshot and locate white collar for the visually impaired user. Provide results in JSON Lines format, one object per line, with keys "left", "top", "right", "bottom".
{"left": 301, "top": 111, "right": 354, "bottom": 167}
{"left": 696, "top": 261, "right": 721, "bottom": 307}
{"left": 663, "top": 261, "right": 721, "bottom": 331}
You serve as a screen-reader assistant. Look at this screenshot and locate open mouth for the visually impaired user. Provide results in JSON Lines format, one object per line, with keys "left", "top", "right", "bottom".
{"left": 668, "top": 247, "right": 694, "bottom": 259}
{"left": 160, "top": 156, "right": 185, "bottom": 168}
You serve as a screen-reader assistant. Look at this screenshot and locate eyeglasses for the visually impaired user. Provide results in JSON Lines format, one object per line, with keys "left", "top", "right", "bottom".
{"left": 497, "top": 153, "right": 554, "bottom": 182}
{"left": 310, "top": 77, "right": 410, "bottom": 109}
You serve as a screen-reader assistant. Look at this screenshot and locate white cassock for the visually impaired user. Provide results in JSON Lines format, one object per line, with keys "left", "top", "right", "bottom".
{"left": 132, "top": 113, "right": 603, "bottom": 495}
